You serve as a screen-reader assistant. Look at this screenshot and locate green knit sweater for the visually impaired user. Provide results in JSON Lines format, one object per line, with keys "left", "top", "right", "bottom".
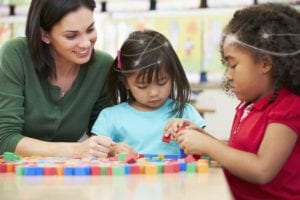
{"left": 0, "top": 37, "right": 113, "bottom": 154}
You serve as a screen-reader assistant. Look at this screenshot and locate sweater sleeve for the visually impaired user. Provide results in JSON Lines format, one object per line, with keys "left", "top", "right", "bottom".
{"left": 0, "top": 39, "right": 26, "bottom": 154}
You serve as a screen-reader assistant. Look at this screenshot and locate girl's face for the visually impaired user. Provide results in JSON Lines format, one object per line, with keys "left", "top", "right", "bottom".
{"left": 124, "top": 69, "right": 172, "bottom": 111}
{"left": 42, "top": 7, "right": 97, "bottom": 67}
{"left": 223, "top": 42, "right": 273, "bottom": 103}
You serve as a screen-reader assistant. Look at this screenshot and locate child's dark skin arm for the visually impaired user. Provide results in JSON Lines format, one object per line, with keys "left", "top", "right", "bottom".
{"left": 167, "top": 119, "right": 297, "bottom": 184}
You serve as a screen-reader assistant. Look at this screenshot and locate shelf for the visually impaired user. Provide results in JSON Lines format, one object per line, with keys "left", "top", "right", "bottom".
{"left": 190, "top": 82, "right": 222, "bottom": 92}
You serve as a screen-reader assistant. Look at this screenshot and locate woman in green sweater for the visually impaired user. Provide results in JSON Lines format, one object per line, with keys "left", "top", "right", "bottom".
{"left": 0, "top": 0, "right": 115, "bottom": 157}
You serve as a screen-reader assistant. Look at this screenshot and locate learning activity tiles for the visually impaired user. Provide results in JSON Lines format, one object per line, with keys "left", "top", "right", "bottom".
{"left": 0, "top": 152, "right": 210, "bottom": 176}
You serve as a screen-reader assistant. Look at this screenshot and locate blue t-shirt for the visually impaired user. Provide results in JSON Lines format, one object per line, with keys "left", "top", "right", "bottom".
{"left": 91, "top": 98, "right": 206, "bottom": 154}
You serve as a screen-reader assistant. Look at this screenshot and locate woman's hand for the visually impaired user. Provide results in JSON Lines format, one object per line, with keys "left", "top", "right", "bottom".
{"left": 78, "top": 135, "right": 115, "bottom": 158}
{"left": 109, "top": 142, "right": 137, "bottom": 157}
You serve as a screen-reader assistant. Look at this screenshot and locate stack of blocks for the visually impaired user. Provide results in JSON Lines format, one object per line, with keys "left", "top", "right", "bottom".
{"left": 0, "top": 152, "right": 210, "bottom": 176}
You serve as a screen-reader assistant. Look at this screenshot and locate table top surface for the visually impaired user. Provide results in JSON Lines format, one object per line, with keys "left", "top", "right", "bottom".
{"left": 0, "top": 167, "right": 232, "bottom": 200}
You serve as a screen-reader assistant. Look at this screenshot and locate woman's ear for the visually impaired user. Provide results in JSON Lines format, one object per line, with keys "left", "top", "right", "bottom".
{"left": 40, "top": 28, "right": 50, "bottom": 44}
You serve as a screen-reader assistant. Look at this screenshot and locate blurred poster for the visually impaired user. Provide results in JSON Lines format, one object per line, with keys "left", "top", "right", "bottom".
{"left": 202, "top": 10, "right": 233, "bottom": 73}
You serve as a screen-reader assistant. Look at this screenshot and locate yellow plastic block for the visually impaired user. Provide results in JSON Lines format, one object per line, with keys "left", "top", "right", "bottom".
{"left": 158, "top": 154, "right": 165, "bottom": 160}
{"left": 144, "top": 164, "right": 157, "bottom": 175}
{"left": 197, "top": 159, "right": 209, "bottom": 173}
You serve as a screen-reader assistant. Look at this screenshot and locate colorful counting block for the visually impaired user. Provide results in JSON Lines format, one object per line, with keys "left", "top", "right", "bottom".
{"left": 186, "top": 163, "right": 197, "bottom": 173}
{"left": 101, "top": 165, "right": 112, "bottom": 175}
{"left": 0, "top": 163, "right": 7, "bottom": 173}
{"left": 184, "top": 155, "right": 196, "bottom": 163}
{"left": 112, "top": 165, "right": 125, "bottom": 176}
{"left": 197, "top": 159, "right": 209, "bottom": 173}
{"left": 163, "top": 163, "right": 178, "bottom": 173}
{"left": 64, "top": 166, "right": 74, "bottom": 176}
{"left": 164, "top": 154, "right": 179, "bottom": 160}
{"left": 7, "top": 163, "right": 16, "bottom": 173}
{"left": 179, "top": 161, "right": 187, "bottom": 171}
{"left": 179, "top": 149, "right": 187, "bottom": 158}
{"left": 24, "top": 166, "right": 40, "bottom": 176}
{"left": 129, "top": 164, "right": 140, "bottom": 174}
{"left": 15, "top": 165, "right": 24, "bottom": 176}
{"left": 144, "top": 164, "right": 157, "bottom": 175}
{"left": 162, "top": 134, "right": 171, "bottom": 143}
{"left": 91, "top": 165, "right": 101, "bottom": 175}
{"left": 118, "top": 153, "right": 127, "bottom": 162}
{"left": 124, "top": 164, "right": 130, "bottom": 175}
{"left": 158, "top": 154, "right": 164, "bottom": 160}
{"left": 74, "top": 165, "right": 90, "bottom": 176}
{"left": 43, "top": 166, "right": 56, "bottom": 175}
{"left": 125, "top": 153, "right": 137, "bottom": 164}
{"left": 192, "top": 155, "right": 201, "bottom": 160}
{"left": 56, "top": 165, "right": 64, "bottom": 176}
{"left": 3, "top": 152, "right": 21, "bottom": 162}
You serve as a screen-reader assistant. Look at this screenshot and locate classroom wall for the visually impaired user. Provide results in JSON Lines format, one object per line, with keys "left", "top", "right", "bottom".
{"left": 195, "top": 89, "right": 239, "bottom": 140}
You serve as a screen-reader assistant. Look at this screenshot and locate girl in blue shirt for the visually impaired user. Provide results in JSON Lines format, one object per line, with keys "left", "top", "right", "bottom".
{"left": 92, "top": 30, "right": 205, "bottom": 156}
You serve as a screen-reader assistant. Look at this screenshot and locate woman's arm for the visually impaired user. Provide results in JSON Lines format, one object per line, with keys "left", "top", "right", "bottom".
{"left": 15, "top": 135, "right": 114, "bottom": 158}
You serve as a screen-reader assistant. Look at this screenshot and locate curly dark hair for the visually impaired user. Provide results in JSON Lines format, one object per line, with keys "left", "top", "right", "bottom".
{"left": 220, "top": 3, "right": 300, "bottom": 101}
{"left": 106, "top": 30, "right": 191, "bottom": 117}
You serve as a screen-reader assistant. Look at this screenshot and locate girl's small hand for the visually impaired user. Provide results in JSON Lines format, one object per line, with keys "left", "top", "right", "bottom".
{"left": 79, "top": 135, "right": 115, "bottom": 158}
{"left": 163, "top": 118, "right": 191, "bottom": 141}
{"left": 109, "top": 142, "right": 137, "bottom": 157}
{"left": 177, "top": 129, "right": 210, "bottom": 155}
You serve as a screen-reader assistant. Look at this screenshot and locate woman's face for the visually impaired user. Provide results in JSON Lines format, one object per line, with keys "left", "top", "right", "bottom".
{"left": 42, "top": 6, "right": 97, "bottom": 67}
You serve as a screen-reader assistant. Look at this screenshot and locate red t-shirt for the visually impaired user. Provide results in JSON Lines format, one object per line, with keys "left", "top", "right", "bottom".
{"left": 225, "top": 88, "right": 300, "bottom": 200}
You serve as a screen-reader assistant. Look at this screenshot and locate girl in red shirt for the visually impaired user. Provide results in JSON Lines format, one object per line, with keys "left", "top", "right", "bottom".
{"left": 164, "top": 3, "right": 300, "bottom": 199}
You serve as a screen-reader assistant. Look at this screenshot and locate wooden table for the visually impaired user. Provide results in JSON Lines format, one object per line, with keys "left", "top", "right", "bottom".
{"left": 0, "top": 167, "right": 232, "bottom": 200}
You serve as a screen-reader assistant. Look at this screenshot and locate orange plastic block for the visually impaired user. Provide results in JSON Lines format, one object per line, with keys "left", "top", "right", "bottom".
{"left": 6, "top": 163, "right": 15, "bottom": 173}
{"left": 56, "top": 165, "right": 64, "bottom": 176}
{"left": 139, "top": 164, "right": 145, "bottom": 174}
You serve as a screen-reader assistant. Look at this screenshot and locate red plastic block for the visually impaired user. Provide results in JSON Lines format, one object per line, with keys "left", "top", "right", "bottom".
{"left": 107, "top": 166, "right": 112, "bottom": 175}
{"left": 0, "top": 163, "right": 7, "bottom": 173}
{"left": 44, "top": 166, "right": 57, "bottom": 175}
{"left": 125, "top": 153, "right": 137, "bottom": 164}
{"left": 162, "top": 134, "right": 171, "bottom": 143}
{"left": 91, "top": 165, "right": 101, "bottom": 175}
{"left": 192, "top": 155, "right": 201, "bottom": 160}
{"left": 129, "top": 164, "right": 140, "bottom": 174}
{"left": 184, "top": 155, "right": 196, "bottom": 163}
{"left": 163, "top": 163, "right": 177, "bottom": 173}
